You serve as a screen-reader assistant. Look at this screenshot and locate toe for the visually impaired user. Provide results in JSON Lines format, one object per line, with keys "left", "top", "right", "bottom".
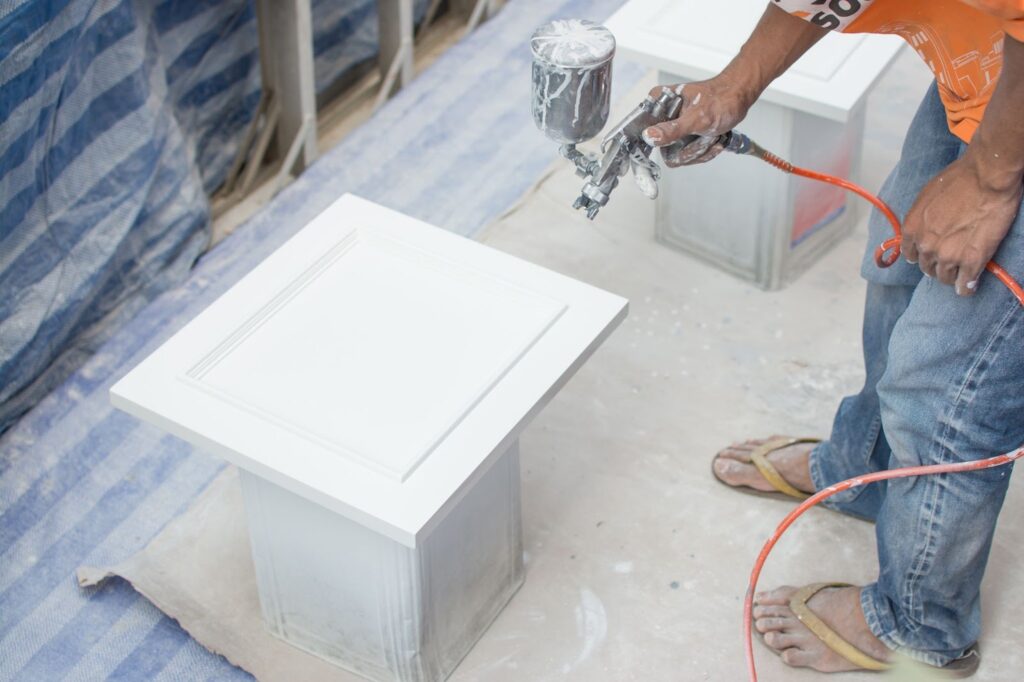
{"left": 752, "top": 604, "right": 790, "bottom": 619}
{"left": 716, "top": 444, "right": 755, "bottom": 461}
{"left": 780, "top": 647, "right": 816, "bottom": 668}
{"left": 754, "top": 616, "right": 795, "bottom": 634}
{"left": 754, "top": 586, "right": 798, "bottom": 606}
{"left": 764, "top": 630, "right": 803, "bottom": 651}
{"left": 712, "top": 457, "right": 751, "bottom": 483}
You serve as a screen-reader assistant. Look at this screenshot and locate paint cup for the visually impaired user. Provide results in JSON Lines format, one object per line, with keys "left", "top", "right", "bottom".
{"left": 530, "top": 19, "right": 615, "bottom": 145}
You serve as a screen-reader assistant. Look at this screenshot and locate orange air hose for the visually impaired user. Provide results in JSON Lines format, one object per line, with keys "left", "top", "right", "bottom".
{"left": 735, "top": 141, "right": 1024, "bottom": 680}
{"left": 752, "top": 144, "right": 1024, "bottom": 305}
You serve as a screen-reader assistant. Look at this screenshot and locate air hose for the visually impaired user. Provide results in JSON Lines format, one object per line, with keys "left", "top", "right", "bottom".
{"left": 724, "top": 135, "right": 1024, "bottom": 680}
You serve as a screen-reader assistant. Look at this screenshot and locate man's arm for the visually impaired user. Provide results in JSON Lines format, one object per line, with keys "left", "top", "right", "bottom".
{"left": 901, "top": 34, "right": 1024, "bottom": 296}
{"left": 643, "top": 4, "right": 829, "bottom": 164}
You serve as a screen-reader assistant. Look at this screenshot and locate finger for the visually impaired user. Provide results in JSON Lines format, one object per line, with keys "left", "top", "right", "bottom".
{"left": 955, "top": 253, "right": 985, "bottom": 297}
{"left": 902, "top": 236, "right": 919, "bottom": 265}
{"left": 918, "top": 251, "right": 937, "bottom": 278}
{"left": 644, "top": 98, "right": 715, "bottom": 148}
{"left": 660, "top": 137, "right": 715, "bottom": 168}
{"left": 685, "top": 140, "right": 726, "bottom": 166}
{"left": 648, "top": 83, "right": 683, "bottom": 99}
{"left": 901, "top": 206, "right": 922, "bottom": 265}
{"left": 935, "top": 260, "right": 959, "bottom": 286}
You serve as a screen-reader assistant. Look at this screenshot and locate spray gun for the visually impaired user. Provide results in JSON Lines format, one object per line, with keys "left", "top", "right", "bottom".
{"left": 529, "top": 20, "right": 1024, "bottom": 304}
{"left": 530, "top": 19, "right": 753, "bottom": 220}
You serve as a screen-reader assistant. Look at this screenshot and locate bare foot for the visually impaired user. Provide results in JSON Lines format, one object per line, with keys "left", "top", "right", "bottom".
{"left": 713, "top": 437, "right": 815, "bottom": 494}
{"left": 754, "top": 585, "right": 891, "bottom": 672}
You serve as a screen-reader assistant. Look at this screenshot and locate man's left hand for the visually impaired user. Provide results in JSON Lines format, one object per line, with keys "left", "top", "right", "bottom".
{"left": 901, "top": 148, "right": 1023, "bottom": 297}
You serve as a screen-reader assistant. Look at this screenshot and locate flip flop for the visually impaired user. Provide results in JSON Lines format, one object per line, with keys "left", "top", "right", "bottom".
{"left": 771, "top": 582, "right": 981, "bottom": 678}
{"left": 711, "top": 436, "right": 820, "bottom": 501}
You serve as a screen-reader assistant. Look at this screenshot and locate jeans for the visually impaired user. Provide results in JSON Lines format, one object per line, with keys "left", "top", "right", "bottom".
{"left": 807, "top": 83, "right": 1024, "bottom": 667}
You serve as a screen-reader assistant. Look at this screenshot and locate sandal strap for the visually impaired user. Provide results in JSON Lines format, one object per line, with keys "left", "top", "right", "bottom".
{"left": 789, "top": 583, "right": 891, "bottom": 672}
{"left": 749, "top": 437, "right": 819, "bottom": 500}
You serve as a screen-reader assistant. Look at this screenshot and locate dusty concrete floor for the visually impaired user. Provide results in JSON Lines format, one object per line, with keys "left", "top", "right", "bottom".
{"left": 449, "top": 50, "right": 1024, "bottom": 681}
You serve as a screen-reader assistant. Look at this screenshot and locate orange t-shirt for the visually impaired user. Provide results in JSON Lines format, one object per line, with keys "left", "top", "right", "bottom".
{"left": 776, "top": 1, "right": 1024, "bottom": 141}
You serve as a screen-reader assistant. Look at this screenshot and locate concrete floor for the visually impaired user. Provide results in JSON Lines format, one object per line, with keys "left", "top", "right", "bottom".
{"left": 448, "top": 50, "right": 1024, "bottom": 681}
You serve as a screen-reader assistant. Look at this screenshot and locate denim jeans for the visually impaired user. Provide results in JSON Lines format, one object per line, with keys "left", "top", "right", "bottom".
{"left": 807, "top": 83, "right": 1024, "bottom": 667}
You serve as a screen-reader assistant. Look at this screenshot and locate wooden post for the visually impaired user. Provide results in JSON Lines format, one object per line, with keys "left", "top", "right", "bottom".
{"left": 255, "top": 0, "right": 317, "bottom": 172}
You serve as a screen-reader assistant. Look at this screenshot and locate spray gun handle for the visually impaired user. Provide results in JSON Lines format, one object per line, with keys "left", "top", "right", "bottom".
{"left": 656, "top": 130, "right": 753, "bottom": 166}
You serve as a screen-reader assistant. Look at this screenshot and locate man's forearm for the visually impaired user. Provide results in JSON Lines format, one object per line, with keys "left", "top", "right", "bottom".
{"left": 968, "top": 35, "right": 1024, "bottom": 191}
{"left": 720, "top": 4, "right": 830, "bottom": 106}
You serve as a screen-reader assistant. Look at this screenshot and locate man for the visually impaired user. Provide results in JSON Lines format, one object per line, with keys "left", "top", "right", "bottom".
{"left": 643, "top": 1, "right": 1024, "bottom": 676}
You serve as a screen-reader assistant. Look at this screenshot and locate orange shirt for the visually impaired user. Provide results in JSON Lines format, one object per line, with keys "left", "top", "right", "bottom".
{"left": 776, "top": 1, "right": 1024, "bottom": 141}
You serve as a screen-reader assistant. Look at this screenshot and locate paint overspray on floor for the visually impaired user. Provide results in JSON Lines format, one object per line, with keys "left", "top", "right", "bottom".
{"left": 70, "top": 51, "right": 1024, "bottom": 681}
{"left": 450, "top": 53, "right": 1024, "bottom": 681}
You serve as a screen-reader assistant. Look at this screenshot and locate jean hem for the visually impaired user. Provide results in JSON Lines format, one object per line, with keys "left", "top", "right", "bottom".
{"left": 809, "top": 442, "right": 855, "bottom": 513}
{"left": 860, "top": 584, "right": 956, "bottom": 668}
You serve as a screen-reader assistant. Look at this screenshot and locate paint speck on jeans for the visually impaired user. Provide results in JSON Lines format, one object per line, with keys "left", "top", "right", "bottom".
{"left": 670, "top": 581, "right": 680, "bottom": 589}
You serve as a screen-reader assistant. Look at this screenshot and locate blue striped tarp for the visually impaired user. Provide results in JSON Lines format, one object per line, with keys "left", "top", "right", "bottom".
{"left": 0, "top": 0, "right": 428, "bottom": 434}
{"left": 0, "top": 0, "right": 643, "bottom": 678}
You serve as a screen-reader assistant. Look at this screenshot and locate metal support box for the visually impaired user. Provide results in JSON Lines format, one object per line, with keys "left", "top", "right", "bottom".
{"left": 606, "top": 0, "right": 903, "bottom": 289}
{"left": 110, "top": 195, "right": 626, "bottom": 681}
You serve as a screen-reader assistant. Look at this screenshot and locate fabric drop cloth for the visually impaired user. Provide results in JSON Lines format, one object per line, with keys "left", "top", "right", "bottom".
{"left": 76, "top": 468, "right": 357, "bottom": 681}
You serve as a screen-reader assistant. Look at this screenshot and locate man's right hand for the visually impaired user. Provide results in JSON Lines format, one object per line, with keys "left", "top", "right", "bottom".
{"left": 639, "top": 4, "right": 830, "bottom": 168}
{"left": 642, "top": 77, "right": 758, "bottom": 168}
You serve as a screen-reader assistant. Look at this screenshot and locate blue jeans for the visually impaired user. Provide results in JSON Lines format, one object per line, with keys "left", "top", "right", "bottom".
{"left": 807, "top": 83, "right": 1024, "bottom": 667}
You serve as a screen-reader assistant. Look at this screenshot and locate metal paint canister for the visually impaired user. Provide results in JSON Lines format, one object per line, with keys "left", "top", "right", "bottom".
{"left": 530, "top": 20, "right": 615, "bottom": 145}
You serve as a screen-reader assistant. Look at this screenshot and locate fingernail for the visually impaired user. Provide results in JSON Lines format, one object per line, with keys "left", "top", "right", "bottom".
{"left": 966, "top": 280, "right": 978, "bottom": 290}
{"left": 906, "top": 259, "right": 917, "bottom": 264}
{"left": 642, "top": 128, "right": 662, "bottom": 145}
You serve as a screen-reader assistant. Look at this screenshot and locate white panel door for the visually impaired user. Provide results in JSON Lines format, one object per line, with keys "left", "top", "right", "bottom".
{"left": 111, "top": 194, "right": 627, "bottom": 547}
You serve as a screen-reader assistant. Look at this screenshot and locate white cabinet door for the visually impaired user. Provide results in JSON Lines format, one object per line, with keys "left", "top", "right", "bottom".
{"left": 112, "top": 194, "right": 627, "bottom": 547}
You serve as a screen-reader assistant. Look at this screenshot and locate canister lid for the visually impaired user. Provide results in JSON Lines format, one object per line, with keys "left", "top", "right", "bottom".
{"left": 530, "top": 19, "right": 615, "bottom": 68}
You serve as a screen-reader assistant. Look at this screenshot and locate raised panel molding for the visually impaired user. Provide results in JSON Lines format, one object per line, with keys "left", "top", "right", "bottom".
{"left": 183, "top": 229, "right": 565, "bottom": 481}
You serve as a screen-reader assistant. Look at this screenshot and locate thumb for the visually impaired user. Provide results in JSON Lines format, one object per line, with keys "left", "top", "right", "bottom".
{"left": 643, "top": 103, "right": 710, "bottom": 148}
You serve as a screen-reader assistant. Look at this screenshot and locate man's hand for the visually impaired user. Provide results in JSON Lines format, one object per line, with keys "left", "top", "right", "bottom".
{"left": 903, "top": 34, "right": 1024, "bottom": 297}
{"left": 642, "top": 78, "right": 755, "bottom": 167}
{"left": 902, "top": 151, "right": 1023, "bottom": 296}
{"left": 638, "top": 4, "right": 828, "bottom": 168}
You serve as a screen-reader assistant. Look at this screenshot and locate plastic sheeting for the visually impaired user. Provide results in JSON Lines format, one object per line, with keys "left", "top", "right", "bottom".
{"left": 0, "top": 0, "right": 427, "bottom": 434}
{"left": 0, "top": 1, "right": 644, "bottom": 678}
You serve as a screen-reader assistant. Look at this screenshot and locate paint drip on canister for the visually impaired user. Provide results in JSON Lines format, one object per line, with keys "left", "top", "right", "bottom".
{"left": 530, "top": 19, "right": 615, "bottom": 145}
